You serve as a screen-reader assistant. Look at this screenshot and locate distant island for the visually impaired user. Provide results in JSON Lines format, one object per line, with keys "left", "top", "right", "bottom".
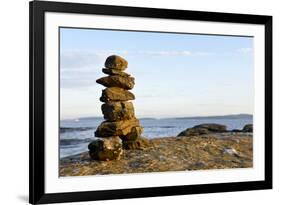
{"left": 173, "top": 114, "right": 252, "bottom": 120}
{"left": 63, "top": 114, "right": 253, "bottom": 121}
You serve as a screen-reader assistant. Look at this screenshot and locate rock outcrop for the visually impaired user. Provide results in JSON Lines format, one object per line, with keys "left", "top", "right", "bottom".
{"left": 88, "top": 55, "right": 147, "bottom": 161}
{"left": 178, "top": 123, "right": 253, "bottom": 137}
{"left": 177, "top": 123, "right": 227, "bottom": 137}
{"left": 61, "top": 133, "right": 253, "bottom": 176}
{"left": 242, "top": 124, "right": 253, "bottom": 132}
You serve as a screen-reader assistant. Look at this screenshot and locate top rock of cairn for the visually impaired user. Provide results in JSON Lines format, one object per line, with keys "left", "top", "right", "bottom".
{"left": 104, "top": 55, "right": 128, "bottom": 71}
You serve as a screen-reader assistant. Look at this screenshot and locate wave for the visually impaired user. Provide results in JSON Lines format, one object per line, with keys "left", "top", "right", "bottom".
{"left": 60, "top": 138, "right": 93, "bottom": 146}
{"left": 158, "top": 126, "right": 176, "bottom": 128}
{"left": 144, "top": 125, "right": 176, "bottom": 128}
{"left": 60, "top": 127, "right": 94, "bottom": 133}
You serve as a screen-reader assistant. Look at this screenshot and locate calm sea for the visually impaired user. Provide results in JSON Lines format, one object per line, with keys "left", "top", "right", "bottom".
{"left": 60, "top": 116, "right": 253, "bottom": 158}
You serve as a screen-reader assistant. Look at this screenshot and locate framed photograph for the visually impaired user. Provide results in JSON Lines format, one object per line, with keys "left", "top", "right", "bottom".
{"left": 29, "top": 0, "right": 272, "bottom": 204}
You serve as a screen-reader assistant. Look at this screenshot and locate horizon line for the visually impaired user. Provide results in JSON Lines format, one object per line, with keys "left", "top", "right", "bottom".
{"left": 61, "top": 113, "right": 253, "bottom": 121}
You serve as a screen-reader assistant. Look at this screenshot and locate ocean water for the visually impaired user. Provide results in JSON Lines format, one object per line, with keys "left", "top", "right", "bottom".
{"left": 60, "top": 116, "right": 253, "bottom": 158}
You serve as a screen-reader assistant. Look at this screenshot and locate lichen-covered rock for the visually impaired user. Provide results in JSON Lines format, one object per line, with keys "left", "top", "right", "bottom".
{"left": 122, "top": 137, "right": 150, "bottom": 150}
{"left": 88, "top": 137, "right": 123, "bottom": 161}
{"left": 120, "top": 126, "right": 143, "bottom": 141}
{"left": 102, "top": 101, "right": 135, "bottom": 121}
{"left": 104, "top": 55, "right": 128, "bottom": 70}
{"left": 95, "top": 118, "right": 141, "bottom": 138}
{"left": 100, "top": 87, "right": 135, "bottom": 102}
{"left": 177, "top": 123, "right": 227, "bottom": 137}
{"left": 102, "top": 68, "right": 130, "bottom": 77}
{"left": 242, "top": 124, "right": 253, "bottom": 132}
{"left": 96, "top": 75, "right": 135, "bottom": 90}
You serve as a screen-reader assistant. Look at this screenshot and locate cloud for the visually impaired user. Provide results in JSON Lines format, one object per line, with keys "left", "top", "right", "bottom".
{"left": 61, "top": 50, "right": 128, "bottom": 69}
{"left": 136, "top": 50, "right": 191, "bottom": 56}
{"left": 60, "top": 49, "right": 213, "bottom": 70}
{"left": 61, "top": 51, "right": 98, "bottom": 68}
{"left": 131, "top": 50, "right": 213, "bottom": 57}
{"left": 60, "top": 49, "right": 214, "bottom": 89}
{"left": 60, "top": 50, "right": 105, "bottom": 89}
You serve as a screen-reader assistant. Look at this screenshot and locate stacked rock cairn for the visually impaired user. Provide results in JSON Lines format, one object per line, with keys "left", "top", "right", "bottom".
{"left": 88, "top": 55, "right": 149, "bottom": 161}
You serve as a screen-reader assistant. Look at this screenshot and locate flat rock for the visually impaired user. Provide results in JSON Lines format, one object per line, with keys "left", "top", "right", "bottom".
{"left": 96, "top": 75, "right": 135, "bottom": 90}
{"left": 88, "top": 136, "right": 123, "bottom": 161}
{"left": 177, "top": 123, "right": 227, "bottom": 137}
{"left": 242, "top": 124, "right": 253, "bottom": 132}
{"left": 60, "top": 134, "right": 253, "bottom": 176}
{"left": 102, "top": 101, "right": 135, "bottom": 121}
{"left": 95, "top": 118, "right": 140, "bottom": 138}
{"left": 102, "top": 68, "right": 130, "bottom": 77}
{"left": 104, "top": 55, "right": 128, "bottom": 71}
{"left": 100, "top": 87, "right": 135, "bottom": 102}
{"left": 120, "top": 126, "right": 143, "bottom": 141}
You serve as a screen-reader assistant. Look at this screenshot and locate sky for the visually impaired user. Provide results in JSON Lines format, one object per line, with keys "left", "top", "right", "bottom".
{"left": 60, "top": 28, "right": 254, "bottom": 119}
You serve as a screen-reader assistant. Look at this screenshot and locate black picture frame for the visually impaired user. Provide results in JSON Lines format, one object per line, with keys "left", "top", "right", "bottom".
{"left": 29, "top": 0, "right": 272, "bottom": 204}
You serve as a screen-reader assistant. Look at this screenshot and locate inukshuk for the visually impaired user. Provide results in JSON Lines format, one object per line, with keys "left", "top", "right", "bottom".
{"left": 88, "top": 55, "right": 148, "bottom": 161}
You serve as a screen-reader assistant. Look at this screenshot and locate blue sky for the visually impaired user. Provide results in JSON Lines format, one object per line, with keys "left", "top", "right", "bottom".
{"left": 60, "top": 28, "right": 254, "bottom": 119}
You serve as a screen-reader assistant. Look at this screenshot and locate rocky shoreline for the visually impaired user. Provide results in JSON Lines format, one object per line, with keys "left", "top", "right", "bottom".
{"left": 60, "top": 132, "right": 253, "bottom": 176}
